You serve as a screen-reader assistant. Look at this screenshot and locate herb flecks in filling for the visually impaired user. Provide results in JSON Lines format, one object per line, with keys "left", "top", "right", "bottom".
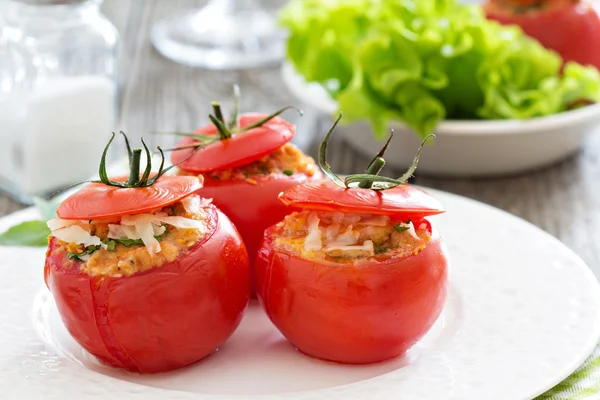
{"left": 271, "top": 210, "right": 431, "bottom": 264}
{"left": 50, "top": 195, "right": 211, "bottom": 278}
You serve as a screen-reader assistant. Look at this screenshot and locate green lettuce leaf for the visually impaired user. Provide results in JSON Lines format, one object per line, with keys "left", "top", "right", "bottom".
{"left": 280, "top": 0, "right": 600, "bottom": 138}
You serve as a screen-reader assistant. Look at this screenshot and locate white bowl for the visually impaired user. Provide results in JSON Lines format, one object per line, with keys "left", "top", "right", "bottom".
{"left": 282, "top": 62, "right": 600, "bottom": 177}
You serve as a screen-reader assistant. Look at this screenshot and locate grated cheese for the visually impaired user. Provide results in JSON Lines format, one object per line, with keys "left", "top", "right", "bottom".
{"left": 49, "top": 195, "right": 208, "bottom": 256}
{"left": 51, "top": 225, "right": 106, "bottom": 249}
{"left": 304, "top": 212, "right": 322, "bottom": 251}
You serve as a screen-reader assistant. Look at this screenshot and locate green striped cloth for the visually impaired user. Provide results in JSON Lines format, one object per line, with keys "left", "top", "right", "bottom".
{"left": 536, "top": 345, "right": 600, "bottom": 399}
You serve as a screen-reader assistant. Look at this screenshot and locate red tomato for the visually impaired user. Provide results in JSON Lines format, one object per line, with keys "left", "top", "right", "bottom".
{"left": 254, "top": 226, "right": 449, "bottom": 364}
{"left": 171, "top": 113, "right": 295, "bottom": 172}
{"left": 44, "top": 204, "right": 251, "bottom": 373}
{"left": 200, "top": 173, "right": 320, "bottom": 270}
{"left": 172, "top": 114, "right": 323, "bottom": 268}
{"left": 484, "top": 0, "right": 600, "bottom": 70}
{"left": 57, "top": 175, "right": 203, "bottom": 220}
{"left": 279, "top": 180, "right": 445, "bottom": 219}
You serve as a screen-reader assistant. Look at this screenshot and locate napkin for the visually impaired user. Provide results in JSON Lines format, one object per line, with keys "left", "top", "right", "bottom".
{"left": 536, "top": 344, "right": 600, "bottom": 399}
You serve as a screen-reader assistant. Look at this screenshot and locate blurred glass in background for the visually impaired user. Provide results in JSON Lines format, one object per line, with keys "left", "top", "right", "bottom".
{"left": 151, "top": 0, "right": 285, "bottom": 69}
{"left": 0, "top": 0, "right": 119, "bottom": 204}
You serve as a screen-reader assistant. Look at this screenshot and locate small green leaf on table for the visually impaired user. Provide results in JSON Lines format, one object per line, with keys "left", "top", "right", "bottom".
{"left": 0, "top": 220, "right": 50, "bottom": 247}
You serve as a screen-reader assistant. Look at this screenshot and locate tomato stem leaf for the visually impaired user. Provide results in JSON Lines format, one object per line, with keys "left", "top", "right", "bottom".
{"left": 98, "top": 132, "right": 115, "bottom": 184}
{"left": 238, "top": 106, "right": 303, "bottom": 133}
{"left": 228, "top": 84, "right": 241, "bottom": 131}
{"left": 138, "top": 138, "right": 153, "bottom": 187}
{"left": 316, "top": 118, "right": 434, "bottom": 191}
{"left": 396, "top": 134, "right": 435, "bottom": 183}
{"left": 318, "top": 112, "right": 346, "bottom": 188}
{"left": 121, "top": 131, "right": 133, "bottom": 160}
{"left": 147, "top": 146, "right": 167, "bottom": 185}
{"left": 367, "top": 131, "right": 393, "bottom": 169}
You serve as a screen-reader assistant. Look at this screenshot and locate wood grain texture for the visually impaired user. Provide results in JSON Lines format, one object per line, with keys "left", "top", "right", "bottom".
{"left": 2, "top": 0, "right": 599, "bottom": 276}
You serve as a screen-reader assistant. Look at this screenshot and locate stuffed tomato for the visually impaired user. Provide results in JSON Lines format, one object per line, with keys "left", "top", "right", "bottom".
{"left": 254, "top": 117, "right": 449, "bottom": 364}
{"left": 484, "top": 0, "right": 600, "bottom": 70}
{"left": 44, "top": 134, "right": 251, "bottom": 373}
{"left": 170, "top": 87, "right": 322, "bottom": 264}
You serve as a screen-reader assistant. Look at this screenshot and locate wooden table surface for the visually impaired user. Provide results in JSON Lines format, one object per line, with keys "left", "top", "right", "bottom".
{"left": 2, "top": 0, "right": 600, "bottom": 278}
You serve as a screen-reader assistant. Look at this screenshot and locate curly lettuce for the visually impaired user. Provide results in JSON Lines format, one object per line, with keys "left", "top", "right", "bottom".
{"left": 279, "top": 0, "right": 600, "bottom": 138}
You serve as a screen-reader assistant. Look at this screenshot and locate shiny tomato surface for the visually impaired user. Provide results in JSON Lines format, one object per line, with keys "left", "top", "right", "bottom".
{"left": 279, "top": 180, "right": 445, "bottom": 219}
{"left": 44, "top": 205, "right": 251, "bottom": 373}
{"left": 57, "top": 175, "right": 203, "bottom": 220}
{"left": 171, "top": 113, "right": 296, "bottom": 172}
{"left": 254, "top": 227, "right": 449, "bottom": 364}
{"left": 485, "top": 0, "right": 600, "bottom": 69}
{"left": 199, "top": 172, "right": 321, "bottom": 266}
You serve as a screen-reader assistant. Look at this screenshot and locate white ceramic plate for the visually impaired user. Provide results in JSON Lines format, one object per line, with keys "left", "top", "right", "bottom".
{"left": 281, "top": 62, "right": 600, "bottom": 177}
{"left": 1, "top": 189, "right": 600, "bottom": 400}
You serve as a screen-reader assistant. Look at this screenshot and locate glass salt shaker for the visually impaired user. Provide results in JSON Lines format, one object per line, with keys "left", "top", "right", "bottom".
{"left": 0, "top": 0, "right": 119, "bottom": 204}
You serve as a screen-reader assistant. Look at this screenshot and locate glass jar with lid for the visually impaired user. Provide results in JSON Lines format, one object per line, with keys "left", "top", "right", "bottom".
{"left": 0, "top": 0, "right": 119, "bottom": 204}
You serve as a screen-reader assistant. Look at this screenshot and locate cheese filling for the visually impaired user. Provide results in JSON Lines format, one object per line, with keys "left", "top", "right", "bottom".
{"left": 272, "top": 210, "right": 431, "bottom": 263}
{"left": 48, "top": 195, "right": 212, "bottom": 277}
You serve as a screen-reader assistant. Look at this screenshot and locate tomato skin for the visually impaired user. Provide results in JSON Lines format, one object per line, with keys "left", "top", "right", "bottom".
{"left": 171, "top": 113, "right": 296, "bottom": 173}
{"left": 279, "top": 180, "right": 445, "bottom": 220}
{"left": 198, "top": 172, "right": 322, "bottom": 265}
{"left": 485, "top": 0, "right": 600, "bottom": 70}
{"left": 57, "top": 175, "right": 203, "bottom": 220}
{"left": 254, "top": 227, "right": 449, "bottom": 364}
{"left": 44, "top": 205, "right": 251, "bottom": 373}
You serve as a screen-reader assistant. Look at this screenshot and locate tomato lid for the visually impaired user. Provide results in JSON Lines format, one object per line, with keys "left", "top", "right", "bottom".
{"left": 279, "top": 180, "right": 444, "bottom": 218}
{"left": 171, "top": 113, "right": 295, "bottom": 172}
{"left": 166, "top": 86, "right": 300, "bottom": 173}
{"left": 57, "top": 175, "right": 202, "bottom": 220}
{"left": 279, "top": 113, "right": 444, "bottom": 218}
{"left": 56, "top": 132, "right": 203, "bottom": 220}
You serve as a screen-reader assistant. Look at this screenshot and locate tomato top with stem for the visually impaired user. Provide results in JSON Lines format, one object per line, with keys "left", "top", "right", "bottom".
{"left": 278, "top": 113, "right": 445, "bottom": 219}
{"left": 166, "top": 85, "right": 302, "bottom": 173}
{"left": 56, "top": 132, "right": 203, "bottom": 220}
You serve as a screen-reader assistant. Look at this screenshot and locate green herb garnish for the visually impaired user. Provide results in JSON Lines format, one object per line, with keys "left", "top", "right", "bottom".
{"left": 87, "top": 245, "right": 102, "bottom": 255}
{"left": 67, "top": 252, "right": 82, "bottom": 261}
{"left": 394, "top": 224, "right": 409, "bottom": 233}
{"left": 0, "top": 220, "right": 50, "bottom": 247}
{"left": 116, "top": 235, "right": 164, "bottom": 247}
{"left": 374, "top": 243, "right": 399, "bottom": 254}
{"left": 283, "top": 169, "right": 294, "bottom": 176}
{"left": 106, "top": 240, "right": 116, "bottom": 252}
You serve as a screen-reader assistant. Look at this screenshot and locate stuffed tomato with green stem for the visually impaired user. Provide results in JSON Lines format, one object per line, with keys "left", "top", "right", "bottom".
{"left": 44, "top": 133, "right": 251, "bottom": 373}
{"left": 254, "top": 115, "right": 449, "bottom": 364}
{"left": 168, "top": 86, "right": 322, "bottom": 270}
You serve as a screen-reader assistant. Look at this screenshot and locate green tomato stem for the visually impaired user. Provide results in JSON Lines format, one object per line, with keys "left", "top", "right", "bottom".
{"left": 127, "top": 149, "right": 142, "bottom": 186}
{"left": 358, "top": 157, "right": 386, "bottom": 188}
